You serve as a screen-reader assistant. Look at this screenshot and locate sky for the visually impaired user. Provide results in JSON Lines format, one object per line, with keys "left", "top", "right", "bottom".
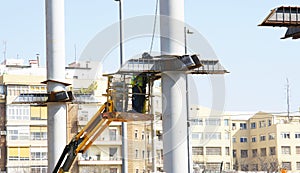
{"left": 0, "top": 0, "right": 300, "bottom": 113}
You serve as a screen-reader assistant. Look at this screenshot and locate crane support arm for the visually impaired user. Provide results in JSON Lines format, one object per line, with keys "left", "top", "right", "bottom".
{"left": 53, "top": 101, "right": 113, "bottom": 173}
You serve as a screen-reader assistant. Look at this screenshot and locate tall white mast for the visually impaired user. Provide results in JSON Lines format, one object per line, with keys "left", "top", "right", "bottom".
{"left": 160, "top": 0, "right": 189, "bottom": 172}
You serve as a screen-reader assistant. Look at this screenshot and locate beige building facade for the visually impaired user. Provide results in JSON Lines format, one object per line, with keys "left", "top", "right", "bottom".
{"left": 190, "top": 105, "right": 233, "bottom": 173}
{"left": 232, "top": 111, "right": 300, "bottom": 172}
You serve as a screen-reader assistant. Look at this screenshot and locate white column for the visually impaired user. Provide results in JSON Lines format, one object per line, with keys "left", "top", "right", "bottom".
{"left": 45, "top": 0, "right": 67, "bottom": 172}
{"left": 160, "top": 0, "right": 189, "bottom": 173}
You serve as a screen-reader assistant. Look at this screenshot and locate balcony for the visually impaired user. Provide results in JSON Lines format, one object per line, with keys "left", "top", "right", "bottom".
{"left": 78, "top": 156, "right": 122, "bottom": 165}
{"left": 93, "top": 139, "right": 122, "bottom": 146}
{"left": 6, "top": 159, "right": 47, "bottom": 167}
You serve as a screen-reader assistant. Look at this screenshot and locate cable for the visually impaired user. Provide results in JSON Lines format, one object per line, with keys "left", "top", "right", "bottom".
{"left": 149, "top": 0, "right": 159, "bottom": 55}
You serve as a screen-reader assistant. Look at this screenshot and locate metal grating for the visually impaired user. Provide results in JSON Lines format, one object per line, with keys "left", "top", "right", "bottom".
{"left": 113, "top": 54, "right": 228, "bottom": 76}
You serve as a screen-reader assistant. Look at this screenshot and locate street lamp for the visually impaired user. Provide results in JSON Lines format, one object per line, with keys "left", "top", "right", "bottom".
{"left": 184, "top": 26, "right": 194, "bottom": 54}
{"left": 184, "top": 26, "right": 194, "bottom": 173}
{"left": 114, "top": 1, "right": 127, "bottom": 173}
{"left": 114, "top": 0, "right": 123, "bottom": 66}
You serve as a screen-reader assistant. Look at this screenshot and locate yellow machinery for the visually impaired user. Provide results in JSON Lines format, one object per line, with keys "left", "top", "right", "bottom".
{"left": 53, "top": 75, "right": 153, "bottom": 173}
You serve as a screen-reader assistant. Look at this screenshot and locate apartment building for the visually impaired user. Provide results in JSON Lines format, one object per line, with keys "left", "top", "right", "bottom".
{"left": 0, "top": 59, "right": 122, "bottom": 173}
{"left": 189, "top": 105, "right": 233, "bottom": 173}
{"left": 75, "top": 104, "right": 122, "bottom": 173}
{"left": 126, "top": 82, "right": 163, "bottom": 173}
{"left": 232, "top": 111, "right": 300, "bottom": 172}
{"left": 0, "top": 59, "right": 48, "bottom": 173}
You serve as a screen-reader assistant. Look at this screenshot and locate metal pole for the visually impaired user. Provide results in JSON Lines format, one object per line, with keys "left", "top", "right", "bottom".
{"left": 151, "top": 82, "right": 157, "bottom": 173}
{"left": 160, "top": 0, "right": 189, "bottom": 173}
{"left": 45, "top": 0, "right": 67, "bottom": 172}
{"left": 184, "top": 26, "right": 187, "bottom": 54}
{"left": 114, "top": 0, "right": 127, "bottom": 172}
{"left": 184, "top": 26, "right": 193, "bottom": 173}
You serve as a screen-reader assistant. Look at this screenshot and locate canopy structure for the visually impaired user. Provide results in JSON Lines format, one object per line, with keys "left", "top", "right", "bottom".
{"left": 259, "top": 6, "right": 300, "bottom": 39}
{"left": 110, "top": 54, "right": 228, "bottom": 76}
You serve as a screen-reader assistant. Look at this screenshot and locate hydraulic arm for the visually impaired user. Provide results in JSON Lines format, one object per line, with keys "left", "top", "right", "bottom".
{"left": 53, "top": 101, "right": 114, "bottom": 173}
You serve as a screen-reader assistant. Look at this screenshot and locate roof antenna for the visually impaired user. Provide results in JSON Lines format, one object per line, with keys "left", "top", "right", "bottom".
{"left": 286, "top": 78, "right": 291, "bottom": 120}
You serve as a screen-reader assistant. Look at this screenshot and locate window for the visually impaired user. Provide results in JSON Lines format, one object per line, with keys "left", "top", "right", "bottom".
{"left": 109, "top": 148, "right": 118, "bottom": 160}
{"left": 8, "top": 147, "right": 30, "bottom": 161}
{"left": 110, "top": 168, "right": 118, "bottom": 173}
{"left": 135, "top": 169, "right": 139, "bottom": 173}
{"left": 142, "top": 150, "right": 145, "bottom": 159}
{"left": 250, "top": 122, "right": 256, "bottom": 129}
{"left": 224, "top": 119, "right": 229, "bottom": 126}
{"left": 251, "top": 136, "right": 256, "bottom": 142}
{"left": 141, "top": 131, "right": 145, "bottom": 140}
{"left": 260, "top": 135, "right": 266, "bottom": 141}
{"left": 241, "top": 164, "right": 249, "bottom": 171}
{"left": 30, "top": 126, "right": 47, "bottom": 140}
{"left": 260, "top": 148, "right": 266, "bottom": 156}
{"left": 268, "top": 119, "right": 272, "bottom": 126}
{"left": 192, "top": 147, "right": 203, "bottom": 155}
{"left": 282, "top": 162, "right": 291, "bottom": 170}
{"left": 281, "top": 132, "right": 290, "bottom": 139}
{"left": 7, "top": 126, "right": 29, "bottom": 141}
{"left": 233, "top": 150, "right": 236, "bottom": 157}
{"left": 192, "top": 132, "right": 203, "bottom": 140}
{"left": 240, "top": 123, "right": 247, "bottom": 130}
{"left": 205, "top": 118, "right": 220, "bottom": 126}
{"left": 270, "top": 147, "right": 276, "bottom": 155}
{"left": 281, "top": 146, "right": 291, "bottom": 154}
{"left": 296, "top": 146, "right": 300, "bottom": 154}
{"left": 241, "top": 150, "right": 248, "bottom": 158}
{"left": 261, "top": 163, "right": 268, "bottom": 171}
{"left": 206, "top": 147, "right": 221, "bottom": 155}
{"left": 7, "top": 105, "right": 30, "bottom": 120}
{"left": 31, "top": 132, "right": 47, "bottom": 140}
{"left": 134, "top": 130, "right": 138, "bottom": 139}
{"left": 109, "top": 129, "right": 117, "bottom": 141}
{"left": 225, "top": 147, "right": 229, "bottom": 155}
{"left": 31, "top": 151, "right": 47, "bottom": 160}
{"left": 232, "top": 123, "right": 236, "bottom": 130}
{"left": 297, "top": 162, "right": 300, "bottom": 170}
{"left": 295, "top": 133, "right": 300, "bottom": 139}
{"left": 251, "top": 164, "right": 258, "bottom": 171}
{"left": 240, "top": 137, "right": 247, "bottom": 143}
{"left": 205, "top": 132, "right": 221, "bottom": 140}
{"left": 31, "top": 166, "right": 47, "bottom": 173}
{"left": 232, "top": 137, "right": 236, "bottom": 143}
{"left": 269, "top": 133, "right": 275, "bottom": 140}
{"left": 252, "top": 149, "right": 257, "bottom": 157}
{"left": 135, "top": 149, "right": 139, "bottom": 159}
{"left": 259, "top": 120, "right": 266, "bottom": 128}
{"left": 224, "top": 132, "right": 230, "bottom": 140}
{"left": 190, "top": 118, "right": 203, "bottom": 125}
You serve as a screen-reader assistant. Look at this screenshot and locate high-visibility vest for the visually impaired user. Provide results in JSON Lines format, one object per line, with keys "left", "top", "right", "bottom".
{"left": 131, "top": 75, "right": 143, "bottom": 87}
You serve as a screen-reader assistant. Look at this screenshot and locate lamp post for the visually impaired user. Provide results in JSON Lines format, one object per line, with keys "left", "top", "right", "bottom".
{"left": 114, "top": 1, "right": 127, "bottom": 173}
{"left": 184, "top": 26, "right": 194, "bottom": 173}
{"left": 114, "top": 0, "right": 123, "bottom": 66}
{"left": 184, "top": 26, "right": 194, "bottom": 54}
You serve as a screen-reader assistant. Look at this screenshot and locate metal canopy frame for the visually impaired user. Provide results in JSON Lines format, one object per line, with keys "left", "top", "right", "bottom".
{"left": 105, "top": 54, "right": 228, "bottom": 77}
{"left": 259, "top": 6, "right": 300, "bottom": 39}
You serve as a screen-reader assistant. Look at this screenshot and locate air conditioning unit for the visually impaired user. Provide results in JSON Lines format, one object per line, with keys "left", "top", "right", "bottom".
{"left": 0, "top": 131, "right": 6, "bottom": 135}
{"left": 0, "top": 95, "right": 5, "bottom": 99}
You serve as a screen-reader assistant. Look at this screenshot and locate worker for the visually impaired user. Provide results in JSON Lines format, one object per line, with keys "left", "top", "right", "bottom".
{"left": 131, "top": 74, "right": 147, "bottom": 113}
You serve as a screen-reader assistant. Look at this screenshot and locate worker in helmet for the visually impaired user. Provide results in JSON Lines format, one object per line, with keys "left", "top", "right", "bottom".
{"left": 131, "top": 74, "right": 147, "bottom": 113}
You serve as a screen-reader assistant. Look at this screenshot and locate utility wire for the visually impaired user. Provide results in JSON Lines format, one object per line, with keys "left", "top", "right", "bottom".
{"left": 149, "top": 0, "right": 159, "bottom": 55}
